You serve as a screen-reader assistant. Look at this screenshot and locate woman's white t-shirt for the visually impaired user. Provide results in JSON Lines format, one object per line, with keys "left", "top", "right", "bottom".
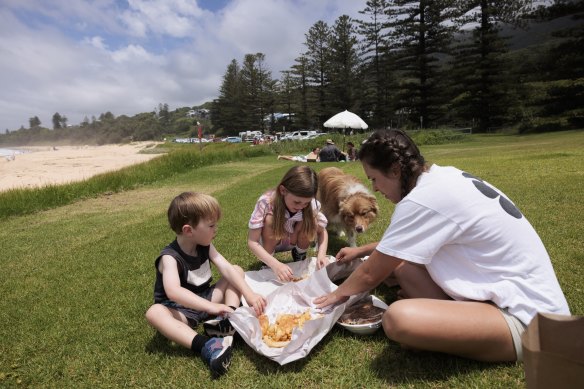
{"left": 376, "top": 164, "right": 570, "bottom": 325}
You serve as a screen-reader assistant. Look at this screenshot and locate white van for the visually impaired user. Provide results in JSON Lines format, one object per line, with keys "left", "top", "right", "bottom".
{"left": 239, "top": 130, "right": 263, "bottom": 142}
{"left": 290, "top": 130, "right": 317, "bottom": 140}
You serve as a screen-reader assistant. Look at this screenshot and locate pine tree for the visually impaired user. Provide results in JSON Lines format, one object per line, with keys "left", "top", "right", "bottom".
{"left": 29, "top": 116, "right": 41, "bottom": 128}
{"left": 52, "top": 112, "right": 63, "bottom": 129}
{"left": 239, "top": 53, "right": 275, "bottom": 133}
{"left": 328, "top": 15, "right": 361, "bottom": 115}
{"left": 212, "top": 59, "right": 243, "bottom": 134}
{"left": 388, "top": 0, "right": 459, "bottom": 129}
{"left": 276, "top": 70, "right": 297, "bottom": 133}
{"left": 356, "top": 0, "right": 393, "bottom": 128}
{"left": 304, "top": 20, "right": 333, "bottom": 126}
{"left": 449, "top": 0, "right": 532, "bottom": 131}
{"left": 289, "top": 55, "right": 312, "bottom": 129}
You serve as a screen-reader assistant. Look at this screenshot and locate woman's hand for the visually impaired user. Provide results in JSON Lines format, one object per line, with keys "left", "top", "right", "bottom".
{"left": 335, "top": 246, "right": 361, "bottom": 263}
{"left": 313, "top": 291, "right": 349, "bottom": 309}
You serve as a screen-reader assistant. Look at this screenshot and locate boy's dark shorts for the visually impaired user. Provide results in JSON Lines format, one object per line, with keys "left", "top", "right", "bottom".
{"left": 159, "top": 286, "right": 215, "bottom": 328}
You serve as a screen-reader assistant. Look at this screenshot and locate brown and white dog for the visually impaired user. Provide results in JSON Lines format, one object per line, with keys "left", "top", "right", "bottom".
{"left": 317, "top": 167, "right": 378, "bottom": 247}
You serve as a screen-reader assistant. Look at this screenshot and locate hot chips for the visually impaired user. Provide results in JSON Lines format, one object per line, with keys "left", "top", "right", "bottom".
{"left": 291, "top": 274, "right": 308, "bottom": 282}
{"left": 259, "top": 309, "right": 312, "bottom": 348}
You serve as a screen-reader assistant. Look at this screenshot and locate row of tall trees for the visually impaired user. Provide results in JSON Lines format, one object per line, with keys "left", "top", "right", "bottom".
{"left": 212, "top": 0, "right": 583, "bottom": 134}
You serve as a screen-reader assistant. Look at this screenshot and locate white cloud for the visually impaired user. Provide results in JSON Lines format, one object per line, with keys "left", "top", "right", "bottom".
{"left": 121, "top": 0, "right": 206, "bottom": 37}
{"left": 0, "top": 0, "right": 365, "bottom": 132}
{"left": 110, "top": 44, "right": 164, "bottom": 64}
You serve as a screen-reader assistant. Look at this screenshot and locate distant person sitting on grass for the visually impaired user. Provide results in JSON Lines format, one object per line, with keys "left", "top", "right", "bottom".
{"left": 145, "top": 192, "right": 267, "bottom": 377}
{"left": 346, "top": 142, "right": 357, "bottom": 161}
{"left": 277, "top": 147, "right": 321, "bottom": 162}
{"left": 319, "top": 139, "right": 343, "bottom": 162}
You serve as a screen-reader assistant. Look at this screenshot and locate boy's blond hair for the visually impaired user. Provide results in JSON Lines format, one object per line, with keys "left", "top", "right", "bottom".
{"left": 167, "top": 192, "right": 221, "bottom": 234}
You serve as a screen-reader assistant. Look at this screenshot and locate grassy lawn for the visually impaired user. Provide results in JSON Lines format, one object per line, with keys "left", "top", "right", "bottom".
{"left": 0, "top": 131, "right": 582, "bottom": 388}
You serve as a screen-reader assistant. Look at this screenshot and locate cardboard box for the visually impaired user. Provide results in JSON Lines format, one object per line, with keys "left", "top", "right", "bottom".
{"left": 522, "top": 313, "right": 584, "bottom": 388}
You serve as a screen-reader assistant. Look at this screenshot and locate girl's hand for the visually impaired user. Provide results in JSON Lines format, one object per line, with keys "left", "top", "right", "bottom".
{"left": 316, "top": 254, "right": 330, "bottom": 270}
{"left": 335, "top": 247, "right": 360, "bottom": 264}
{"left": 247, "top": 293, "right": 267, "bottom": 316}
{"left": 208, "top": 303, "right": 234, "bottom": 317}
{"left": 273, "top": 262, "right": 294, "bottom": 282}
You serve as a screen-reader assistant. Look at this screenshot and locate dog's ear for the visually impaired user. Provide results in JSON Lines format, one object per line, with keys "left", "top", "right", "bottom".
{"left": 367, "top": 194, "right": 379, "bottom": 213}
{"left": 338, "top": 197, "right": 349, "bottom": 211}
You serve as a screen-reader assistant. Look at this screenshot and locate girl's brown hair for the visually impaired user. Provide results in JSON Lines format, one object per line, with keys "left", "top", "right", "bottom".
{"left": 358, "top": 129, "right": 426, "bottom": 200}
{"left": 167, "top": 192, "right": 221, "bottom": 234}
{"left": 271, "top": 165, "right": 319, "bottom": 241}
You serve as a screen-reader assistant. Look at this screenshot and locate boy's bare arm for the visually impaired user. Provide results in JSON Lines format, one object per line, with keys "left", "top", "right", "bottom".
{"left": 209, "top": 245, "right": 266, "bottom": 314}
{"left": 159, "top": 255, "right": 230, "bottom": 316}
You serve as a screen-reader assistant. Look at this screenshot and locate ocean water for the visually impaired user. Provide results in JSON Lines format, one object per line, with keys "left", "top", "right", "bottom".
{"left": 0, "top": 148, "right": 25, "bottom": 157}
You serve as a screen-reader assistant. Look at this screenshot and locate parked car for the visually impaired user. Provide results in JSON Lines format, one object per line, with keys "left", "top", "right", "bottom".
{"left": 223, "top": 136, "right": 243, "bottom": 143}
{"left": 306, "top": 133, "right": 327, "bottom": 140}
{"left": 290, "top": 130, "right": 317, "bottom": 140}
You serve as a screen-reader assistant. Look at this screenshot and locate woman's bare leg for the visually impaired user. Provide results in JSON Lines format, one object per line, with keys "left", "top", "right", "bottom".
{"left": 385, "top": 262, "right": 516, "bottom": 361}
{"left": 383, "top": 299, "right": 516, "bottom": 361}
{"left": 393, "top": 261, "right": 450, "bottom": 300}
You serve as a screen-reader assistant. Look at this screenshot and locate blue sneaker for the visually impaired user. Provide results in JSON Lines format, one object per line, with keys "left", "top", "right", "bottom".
{"left": 201, "top": 336, "right": 233, "bottom": 376}
{"left": 203, "top": 317, "right": 235, "bottom": 338}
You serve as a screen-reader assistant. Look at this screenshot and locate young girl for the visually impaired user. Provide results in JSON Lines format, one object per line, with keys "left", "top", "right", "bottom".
{"left": 145, "top": 192, "right": 266, "bottom": 377}
{"left": 248, "top": 165, "right": 329, "bottom": 282}
{"left": 315, "top": 129, "right": 570, "bottom": 362}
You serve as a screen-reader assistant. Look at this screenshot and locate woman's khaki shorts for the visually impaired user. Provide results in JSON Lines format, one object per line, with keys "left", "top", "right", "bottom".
{"left": 498, "top": 307, "right": 527, "bottom": 361}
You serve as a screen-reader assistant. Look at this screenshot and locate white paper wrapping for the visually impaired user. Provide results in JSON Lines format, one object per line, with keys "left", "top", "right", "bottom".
{"left": 229, "top": 260, "right": 346, "bottom": 365}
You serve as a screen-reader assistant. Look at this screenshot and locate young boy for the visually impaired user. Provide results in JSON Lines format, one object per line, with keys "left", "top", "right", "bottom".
{"left": 145, "top": 192, "right": 266, "bottom": 376}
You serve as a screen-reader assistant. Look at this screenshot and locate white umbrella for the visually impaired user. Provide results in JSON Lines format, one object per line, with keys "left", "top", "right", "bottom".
{"left": 323, "top": 110, "right": 368, "bottom": 154}
{"left": 323, "top": 110, "right": 368, "bottom": 130}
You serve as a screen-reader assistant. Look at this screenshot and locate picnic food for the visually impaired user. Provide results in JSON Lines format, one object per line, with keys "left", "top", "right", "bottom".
{"left": 259, "top": 309, "right": 312, "bottom": 348}
{"left": 291, "top": 274, "right": 308, "bottom": 282}
{"left": 339, "top": 299, "right": 386, "bottom": 325}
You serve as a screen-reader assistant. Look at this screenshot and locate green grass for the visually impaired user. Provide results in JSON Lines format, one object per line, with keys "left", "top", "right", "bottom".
{"left": 0, "top": 142, "right": 272, "bottom": 219}
{"left": 0, "top": 131, "right": 582, "bottom": 388}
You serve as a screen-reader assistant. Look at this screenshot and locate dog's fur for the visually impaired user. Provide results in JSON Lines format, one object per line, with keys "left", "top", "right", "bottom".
{"left": 317, "top": 167, "right": 378, "bottom": 247}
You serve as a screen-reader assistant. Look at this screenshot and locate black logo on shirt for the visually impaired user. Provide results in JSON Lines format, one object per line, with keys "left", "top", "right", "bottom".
{"left": 462, "top": 172, "right": 522, "bottom": 219}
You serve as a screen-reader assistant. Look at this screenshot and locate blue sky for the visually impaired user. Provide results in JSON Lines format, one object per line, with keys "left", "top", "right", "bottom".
{"left": 0, "top": 0, "right": 364, "bottom": 131}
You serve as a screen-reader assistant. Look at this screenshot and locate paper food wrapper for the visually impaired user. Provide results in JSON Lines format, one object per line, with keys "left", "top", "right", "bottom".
{"left": 231, "top": 260, "right": 365, "bottom": 365}
{"left": 242, "top": 256, "right": 324, "bottom": 301}
{"left": 522, "top": 312, "right": 584, "bottom": 389}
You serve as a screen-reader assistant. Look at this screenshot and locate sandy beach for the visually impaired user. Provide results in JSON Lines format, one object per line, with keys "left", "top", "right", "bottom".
{"left": 0, "top": 142, "right": 163, "bottom": 192}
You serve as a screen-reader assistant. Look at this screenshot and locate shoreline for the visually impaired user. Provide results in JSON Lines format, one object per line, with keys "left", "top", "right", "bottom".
{"left": 0, "top": 142, "right": 163, "bottom": 192}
